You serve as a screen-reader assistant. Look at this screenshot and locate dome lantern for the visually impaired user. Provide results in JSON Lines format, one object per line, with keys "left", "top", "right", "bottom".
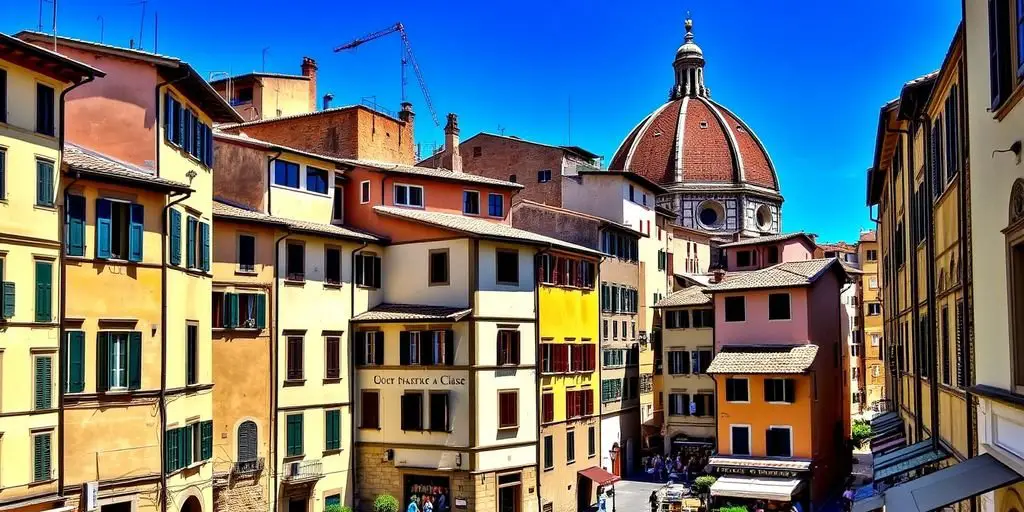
{"left": 672, "top": 15, "right": 707, "bottom": 99}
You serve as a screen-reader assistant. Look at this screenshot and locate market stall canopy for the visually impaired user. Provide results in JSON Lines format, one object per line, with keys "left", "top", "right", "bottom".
{"left": 710, "top": 476, "right": 803, "bottom": 501}
{"left": 578, "top": 466, "right": 621, "bottom": 487}
{"left": 860, "top": 454, "right": 1021, "bottom": 511}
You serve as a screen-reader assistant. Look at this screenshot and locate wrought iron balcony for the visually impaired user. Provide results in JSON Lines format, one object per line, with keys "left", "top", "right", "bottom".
{"left": 282, "top": 459, "right": 322, "bottom": 484}
{"left": 232, "top": 457, "right": 265, "bottom": 476}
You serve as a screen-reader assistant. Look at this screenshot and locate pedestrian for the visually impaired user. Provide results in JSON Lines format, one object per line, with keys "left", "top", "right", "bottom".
{"left": 597, "top": 492, "right": 607, "bottom": 512}
{"left": 842, "top": 488, "right": 855, "bottom": 511}
{"left": 649, "top": 490, "right": 659, "bottom": 512}
{"left": 406, "top": 495, "right": 420, "bottom": 512}
{"left": 423, "top": 495, "right": 433, "bottom": 512}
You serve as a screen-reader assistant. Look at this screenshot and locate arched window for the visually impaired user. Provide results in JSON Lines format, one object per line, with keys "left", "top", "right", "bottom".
{"left": 237, "top": 421, "right": 257, "bottom": 462}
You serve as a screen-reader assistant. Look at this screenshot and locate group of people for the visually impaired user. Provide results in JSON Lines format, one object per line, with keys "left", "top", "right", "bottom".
{"left": 643, "top": 452, "right": 708, "bottom": 483}
{"left": 405, "top": 493, "right": 447, "bottom": 512}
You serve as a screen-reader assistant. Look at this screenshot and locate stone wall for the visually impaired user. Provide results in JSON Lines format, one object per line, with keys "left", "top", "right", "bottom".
{"left": 214, "top": 474, "right": 267, "bottom": 512}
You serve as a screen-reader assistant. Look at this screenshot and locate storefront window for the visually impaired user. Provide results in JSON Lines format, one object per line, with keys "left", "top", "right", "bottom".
{"left": 404, "top": 475, "right": 451, "bottom": 512}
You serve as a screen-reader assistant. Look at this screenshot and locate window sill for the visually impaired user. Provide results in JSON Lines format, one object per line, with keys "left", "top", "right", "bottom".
{"left": 543, "top": 466, "right": 554, "bottom": 472}
{"left": 358, "top": 426, "right": 382, "bottom": 431}
{"left": 282, "top": 454, "right": 305, "bottom": 461}
{"left": 994, "top": 81, "right": 1024, "bottom": 121}
{"left": 496, "top": 425, "right": 519, "bottom": 432}
{"left": 323, "top": 448, "right": 343, "bottom": 456}
{"left": 28, "top": 478, "right": 56, "bottom": 487}
{"left": 33, "top": 204, "right": 56, "bottom": 212}
{"left": 394, "top": 203, "right": 425, "bottom": 210}
{"left": 182, "top": 268, "right": 212, "bottom": 278}
{"left": 283, "top": 279, "right": 305, "bottom": 286}
{"left": 323, "top": 282, "right": 343, "bottom": 289}
{"left": 323, "top": 378, "right": 342, "bottom": 384}
{"left": 283, "top": 379, "right": 305, "bottom": 387}
{"left": 271, "top": 183, "right": 330, "bottom": 199}
{"left": 235, "top": 269, "right": 258, "bottom": 276}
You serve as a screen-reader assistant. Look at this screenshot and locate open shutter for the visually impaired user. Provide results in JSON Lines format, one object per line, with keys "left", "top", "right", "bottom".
{"left": 784, "top": 379, "right": 796, "bottom": 403}
{"left": 169, "top": 209, "right": 181, "bottom": 266}
{"left": 164, "top": 93, "right": 173, "bottom": 140}
{"left": 399, "top": 331, "right": 410, "bottom": 365}
{"left": 355, "top": 255, "right": 364, "bottom": 286}
{"left": 35, "top": 261, "right": 51, "bottom": 322}
{"left": 186, "top": 217, "right": 196, "bottom": 268}
{"left": 511, "top": 331, "right": 521, "bottom": 365}
{"left": 374, "top": 332, "right": 385, "bottom": 365}
{"left": 96, "top": 199, "right": 112, "bottom": 259}
{"left": 224, "top": 293, "right": 238, "bottom": 329}
{"left": 354, "top": 332, "right": 366, "bottom": 366}
{"left": 373, "top": 256, "right": 382, "bottom": 288}
{"left": 129, "top": 204, "right": 144, "bottom": 262}
{"left": 444, "top": 329, "right": 455, "bottom": 365}
{"left": 66, "top": 194, "right": 85, "bottom": 256}
{"left": 201, "top": 420, "right": 213, "bottom": 460}
{"left": 67, "top": 331, "right": 85, "bottom": 393}
{"left": 255, "top": 294, "right": 266, "bottom": 329}
{"left": 96, "top": 333, "right": 109, "bottom": 392}
{"left": 420, "top": 331, "right": 433, "bottom": 365}
{"left": 128, "top": 331, "right": 142, "bottom": 390}
{"left": 200, "top": 222, "right": 210, "bottom": 272}
{"left": 2, "top": 281, "right": 14, "bottom": 319}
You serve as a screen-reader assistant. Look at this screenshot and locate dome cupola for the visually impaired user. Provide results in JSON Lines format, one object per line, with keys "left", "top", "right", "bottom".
{"left": 672, "top": 16, "right": 707, "bottom": 99}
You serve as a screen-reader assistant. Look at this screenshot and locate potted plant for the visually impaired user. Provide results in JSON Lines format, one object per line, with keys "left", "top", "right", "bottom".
{"left": 374, "top": 494, "right": 399, "bottom": 512}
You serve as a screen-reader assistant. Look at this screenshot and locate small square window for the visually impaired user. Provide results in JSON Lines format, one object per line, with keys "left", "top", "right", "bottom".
{"left": 768, "top": 293, "right": 791, "bottom": 320}
{"left": 473, "top": 146, "right": 482, "bottom": 157}
{"left": 725, "top": 378, "right": 749, "bottom": 402}
{"left": 488, "top": 193, "right": 505, "bottom": 217}
{"left": 464, "top": 190, "right": 480, "bottom": 215}
{"left": 537, "top": 169, "right": 552, "bottom": 183}
{"left": 724, "top": 296, "right": 745, "bottom": 322}
{"left": 496, "top": 250, "right": 519, "bottom": 285}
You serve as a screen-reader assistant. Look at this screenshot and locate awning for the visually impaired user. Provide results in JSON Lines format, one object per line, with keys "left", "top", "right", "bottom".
{"left": 872, "top": 440, "right": 947, "bottom": 481}
{"left": 870, "top": 436, "right": 906, "bottom": 455}
{"left": 870, "top": 454, "right": 1022, "bottom": 511}
{"left": 871, "top": 420, "right": 903, "bottom": 441}
{"left": 870, "top": 411, "right": 900, "bottom": 429}
{"left": 851, "top": 494, "right": 884, "bottom": 512}
{"left": 578, "top": 466, "right": 621, "bottom": 486}
{"left": 710, "top": 475, "right": 803, "bottom": 501}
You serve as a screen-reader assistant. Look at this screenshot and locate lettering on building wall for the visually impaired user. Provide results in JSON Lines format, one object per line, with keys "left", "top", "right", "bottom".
{"left": 372, "top": 375, "right": 467, "bottom": 386}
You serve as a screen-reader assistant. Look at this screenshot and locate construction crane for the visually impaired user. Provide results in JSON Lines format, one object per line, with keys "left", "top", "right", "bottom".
{"left": 334, "top": 22, "right": 440, "bottom": 127}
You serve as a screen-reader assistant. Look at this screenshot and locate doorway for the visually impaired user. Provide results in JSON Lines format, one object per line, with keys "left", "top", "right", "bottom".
{"left": 287, "top": 498, "right": 306, "bottom": 512}
{"left": 610, "top": 443, "right": 621, "bottom": 477}
{"left": 625, "top": 439, "right": 635, "bottom": 477}
{"left": 180, "top": 496, "right": 202, "bottom": 512}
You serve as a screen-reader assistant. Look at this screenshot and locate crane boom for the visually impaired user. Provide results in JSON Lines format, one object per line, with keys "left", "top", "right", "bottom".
{"left": 333, "top": 22, "right": 440, "bottom": 126}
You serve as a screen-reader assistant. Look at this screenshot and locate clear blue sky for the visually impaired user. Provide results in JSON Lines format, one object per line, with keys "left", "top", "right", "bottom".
{"left": 3, "top": 0, "right": 961, "bottom": 242}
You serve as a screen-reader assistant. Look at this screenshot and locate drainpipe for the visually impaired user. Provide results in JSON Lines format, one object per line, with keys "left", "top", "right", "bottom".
{"left": 955, "top": 48, "right": 976, "bottom": 465}
{"left": 160, "top": 190, "right": 191, "bottom": 512}
{"left": 348, "top": 240, "right": 369, "bottom": 508}
{"left": 56, "top": 72, "right": 94, "bottom": 497}
{"left": 271, "top": 229, "right": 292, "bottom": 511}
{"left": 534, "top": 244, "right": 552, "bottom": 512}
{"left": 884, "top": 123, "right": 910, "bottom": 413}
{"left": 266, "top": 149, "right": 283, "bottom": 215}
{"left": 919, "top": 112, "right": 941, "bottom": 451}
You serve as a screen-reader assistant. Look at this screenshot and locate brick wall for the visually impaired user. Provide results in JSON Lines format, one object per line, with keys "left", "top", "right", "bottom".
{"left": 213, "top": 141, "right": 268, "bottom": 211}
{"left": 510, "top": 203, "right": 601, "bottom": 250}
{"left": 214, "top": 475, "right": 268, "bottom": 512}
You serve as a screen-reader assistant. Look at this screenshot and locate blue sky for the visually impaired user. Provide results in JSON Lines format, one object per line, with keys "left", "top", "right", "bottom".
{"left": 3, "top": 0, "right": 961, "bottom": 241}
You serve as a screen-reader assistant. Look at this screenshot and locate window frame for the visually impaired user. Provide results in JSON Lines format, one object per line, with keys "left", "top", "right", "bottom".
{"left": 724, "top": 377, "right": 750, "bottom": 403}
{"left": 730, "top": 424, "right": 751, "bottom": 456}
{"left": 488, "top": 193, "right": 505, "bottom": 218}
{"left": 543, "top": 435, "right": 554, "bottom": 470}
{"left": 360, "top": 390, "right": 380, "bottom": 429}
{"left": 35, "top": 82, "right": 55, "bottom": 137}
{"left": 273, "top": 160, "right": 301, "bottom": 189}
{"left": 463, "top": 189, "right": 481, "bottom": 216}
{"left": 497, "top": 389, "right": 519, "bottom": 430}
{"left": 360, "top": 180, "right": 371, "bottom": 204}
{"left": 31, "top": 430, "right": 52, "bottom": 482}
{"left": 566, "top": 429, "right": 576, "bottom": 464}
{"left": 764, "top": 378, "right": 795, "bottom": 404}
{"left": 393, "top": 183, "right": 425, "bottom": 208}
{"left": 766, "top": 425, "right": 794, "bottom": 458}
{"left": 186, "top": 322, "right": 199, "bottom": 386}
{"left": 428, "top": 248, "right": 450, "bottom": 286}
{"left": 324, "top": 246, "right": 343, "bottom": 286}
{"left": 537, "top": 169, "right": 552, "bottom": 183}
{"left": 285, "top": 241, "right": 305, "bottom": 282}
{"left": 237, "top": 233, "right": 256, "bottom": 273}
{"left": 428, "top": 391, "right": 451, "bottom": 433}
{"left": 305, "top": 166, "right": 330, "bottom": 195}
{"left": 724, "top": 296, "right": 746, "bottom": 323}
{"left": 286, "top": 335, "right": 304, "bottom": 382}
{"left": 495, "top": 249, "right": 520, "bottom": 286}
{"left": 325, "top": 336, "right": 341, "bottom": 380}
{"left": 767, "top": 293, "right": 791, "bottom": 321}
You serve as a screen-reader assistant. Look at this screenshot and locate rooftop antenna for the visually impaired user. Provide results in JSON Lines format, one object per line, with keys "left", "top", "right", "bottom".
{"left": 153, "top": 11, "right": 158, "bottom": 53}
{"left": 97, "top": 15, "right": 104, "bottom": 43}
{"left": 136, "top": 0, "right": 147, "bottom": 50}
{"left": 567, "top": 95, "right": 572, "bottom": 145}
{"left": 497, "top": 124, "right": 506, "bottom": 136}
{"left": 51, "top": 0, "right": 57, "bottom": 50}
{"left": 262, "top": 47, "right": 270, "bottom": 72}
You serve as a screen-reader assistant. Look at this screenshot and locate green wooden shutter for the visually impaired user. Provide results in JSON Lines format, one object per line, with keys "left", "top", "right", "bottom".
{"left": 255, "top": 294, "right": 266, "bottom": 329}
{"left": 1, "top": 281, "right": 14, "bottom": 320}
{"left": 325, "top": 410, "right": 340, "bottom": 450}
{"left": 165, "top": 427, "right": 179, "bottom": 472}
{"left": 186, "top": 217, "right": 196, "bottom": 268}
{"left": 201, "top": 420, "right": 213, "bottom": 460}
{"left": 34, "top": 356, "right": 52, "bottom": 409}
{"left": 129, "top": 204, "right": 144, "bottom": 262}
{"left": 169, "top": 209, "right": 181, "bottom": 266}
{"left": 66, "top": 331, "right": 85, "bottom": 393}
{"left": 36, "top": 160, "right": 53, "bottom": 206}
{"left": 96, "top": 332, "right": 109, "bottom": 392}
{"left": 66, "top": 194, "right": 86, "bottom": 256}
{"left": 33, "top": 433, "right": 51, "bottom": 482}
{"left": 34, "top": 261, "right": 52, "bottom": 322}
{"left": 181, "top": 426, "right": 192, "bottom": 468}
{"left": 128, "top": 331, "right": 142, "bottom": 390}
{"left": 287, "top": 414, "right": 303, "bottom": 456}
{"left": 200, "top": 222, "right": 210, "bottom": 272}
{"left": 96, "top": 199, "right": 112, "bottom": 259}
{"left": 223, "top": 293, "right": 238, "bottom": 329}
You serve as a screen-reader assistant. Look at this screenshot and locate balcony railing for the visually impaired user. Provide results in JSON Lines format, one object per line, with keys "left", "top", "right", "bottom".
{"left": 232, "top": 457, "right": 265, "bottom": 476}
{"left": 282, "top": 459, "right": 322, "bottom": 483}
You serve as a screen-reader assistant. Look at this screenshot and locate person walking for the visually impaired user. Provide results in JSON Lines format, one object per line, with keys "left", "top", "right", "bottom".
{"left": 649, "top": 490, "right": 659, "bottom": 512}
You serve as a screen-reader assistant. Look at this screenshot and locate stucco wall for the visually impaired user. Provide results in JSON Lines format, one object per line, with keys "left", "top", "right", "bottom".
{"left": 212, "top": 140, "right": 268, "bottom": 212}
{"left": 383, "top": 239, "right": 470, "bottom": 308}
{"left": 715, "top": 288, "right": 810, "bottom": 345}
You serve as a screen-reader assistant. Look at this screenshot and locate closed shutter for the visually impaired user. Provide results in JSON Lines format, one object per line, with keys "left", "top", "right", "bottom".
{"left": 255, "top": 294, "right": 266, "bottom": 329}
{"left": 354, "top": 332, "right": 366, "bottom": 366}
{"left": 784, "top": 379, "right": 796, "bottom": 403}
{"left": 66, "top": 331, "right": 85, "bottom": 393}
{"left": 96, "top": 332, "right": 109, "bottom": 392}
{"left": 326, "top": 337, "right": 340, "bottom": 379}
{"left": 237, "top": 421, "right": 257, "bottom": 462}
{"left": 2, "top": 281, "right": 14, "bottom": 319}
{"left": 223, "top": 293, "right": 238, "bottom": 329}
{"left": 165, "top": 427, "right": 178, "bottom": 473}
{"left": 325, "top": 410, "right": 340, "bottom": 450}
{"left": 287, "top": 337, "right": 303, "bottom": 380}
{"left": 445, "top": 329, "right": 455, "bottom": 365}
{"left": 186, "top": 217, "right": 196, "bottom": 268}
{"left": 399, "top": 331, "right": 410, "bottom": 365}
{"left": 372, "top": 256, "right": 382, "bottom": 288}
{"left": 36, "top": 160, "right": 53, "bottom": 206}
{"left": 33, "top": 434, "right": 51, "bottom": 482}
{"left": 206, "top": 124, "right": 214, "bottom": 167}
{"left": 200, "top": 222, "right": 210, "bottom": 271}
{"left": 34, "top": 356, "right": 52, "bottom": 409}
{"left": 96, "top": 199, "right": 113, "bottom": 259}
{"left": 128, "top": 331, "right": 142, "bottom": 390}
{"left": 201, "top": 420, "right": 213, "bottom": 460}
{"left": 956, "top": 301, "right": 966, "bottom": 387}
{"left": 127, "top": 204, "right": 144, "bottom": 262}
{"left": 990, "top": 0, "right": 1013, "bottom": 108}
{"left": 66, "top": 194, "right": 86, "bottom": 256}
{"left": 34, "top": 261, "right": 51, "bottom": 322}
{"left": 362, "top": 391, "right": 379, "bottom": 429}
{"left": 287, "top": 414, "right": 304, "bottom": 456}
{"left": 164, "top": 93, "right": 174, "bottom": 140}
{"left": 374, "top": 332, "right": 384, "bottom": 365}
{"left": 169, "top": 209, "right": 181, "bottom": 266}
{"left": 181, "top": 426, "right": 192, "bottom": 467}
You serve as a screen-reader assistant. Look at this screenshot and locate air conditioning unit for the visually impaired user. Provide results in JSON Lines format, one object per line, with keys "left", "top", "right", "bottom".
{"left": 83, "top": 481, "right": 99, "bottom": 511}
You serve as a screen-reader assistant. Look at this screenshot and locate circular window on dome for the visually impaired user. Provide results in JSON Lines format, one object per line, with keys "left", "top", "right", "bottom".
{"left": 756, "top": 204, "right": 773, "bottom": 231}
{"left": 698, "top": 201, "right": 725, "bottom": 229}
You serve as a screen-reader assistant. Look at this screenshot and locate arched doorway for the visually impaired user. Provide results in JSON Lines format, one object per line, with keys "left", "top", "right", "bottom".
{"left": 181, "top": 496, "right": 202, "bottom": 512}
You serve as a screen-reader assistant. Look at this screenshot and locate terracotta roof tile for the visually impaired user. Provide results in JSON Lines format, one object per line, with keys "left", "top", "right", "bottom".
{"left": 212, "top": 200, "right": 381, "bottom": 242}
{"left": 352, "top": 303, "right": 472, "bottom": 322}
{"left": 706, "top": 345, "right": 819, "bottom": 374}
{"left": 716, "top": 232, "right": 814, "bottom": 248}
{"left": 654, "top": 286, "right": 712, "bottom": 307}
{"left": 706, "top": 258, "right": 840, "bottom": 292}
{"left": 629, "top": 98, "right": 681, "bottom": 185}
{"left": 720, "top": 108, "right": 775, "bottom": 189}
{"left": 64, "top": 144, "right": 190, "bottom": 191}
{"left": 348, "top": 159, "right": 523, "bottom": 189}
{"left": 683, "top": 98, "right": 736, "bottom": 184}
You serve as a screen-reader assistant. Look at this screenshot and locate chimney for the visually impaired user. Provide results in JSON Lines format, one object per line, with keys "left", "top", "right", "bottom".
{"left": 712, "top": 268, "right": 726, "bottom": 283}
{"left": 398, "top": 101, "right": 415, "bottom": 123}
{"left": 442, "top": 113, "right": 462, "bottom": 173}
{"left": 301, "top": 57, "right": 317, "bottom": 112}
{"left": 322, "top": 93, "right": 334, "bottom": 110}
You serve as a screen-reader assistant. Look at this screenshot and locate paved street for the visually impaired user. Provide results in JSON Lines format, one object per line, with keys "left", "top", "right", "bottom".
{"left": 586, "top": 479, "right": 664, "bottom": 512}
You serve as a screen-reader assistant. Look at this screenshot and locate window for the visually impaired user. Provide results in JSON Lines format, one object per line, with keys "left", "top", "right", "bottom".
{"left": 496, "top": 249, "right": 519, "bottom": 285}
{"left": 601, "top": 379, "right": 623, "bottom": 403}
{"left": 868, "top": 277, "right": 878, "bottom": 289}
{"left": 873, "top": 365, "right": 882, "bottom": 378}
{"left": 360, "top": 180, "right": 371, "bottom": 203}
{"left": 33, "top": 432, "right": 51, "bottom": 482}
{"left": 325, "top": 409, "right": 341, "bottom": 451}
{"left": 640, "top": 374, "right": 653, "bottom": 394}
{"left": 566, "top": 430, "right": 576, "bottom": 463}
{"left": 725, "top": 378, "right": 749, "bottom": 402}
{"left": 394, "top": 183, "right": 424, "bottom": 207}
{"left": 498, "top": 390, "right": 518, "bottom": 429}
{"left": 543, "top": 435, "right": 554, "bottom": 469}
{"left": 183, "top": 216, "right": 210, "bottom": 271}
{"left": 851, "top": 343, "right": 861, "bottom": 357}
{"left": 588, "top": 426, "right": 596, "bottom": 457}
{"left": 325, "top": 247, "right": 342, "bottom": 285}
{"left": 867, "top": 303, "right": 882, "bottom": 316}
{"left": 401, "top": 392, "right": 424, "bottom": 430}
{"left": 0, "top": 150, "right": 6, "bottom": 201}
{"left": 767, "top": 245, "right": 780, "bottom": 264}
{"left": 429, "top": 249, "right": 449, "bottom": 286}
{"left": 325, "top": 336, "right": 341, "bottom": 379}
{"left": 736, "top": 250, "right": 752, "bottom": 267}
{"left": 488, "top": 193, "right": 505, "bottom": 217}
{"left": 537, "top": 169, "right": 552, "bottom": 183}
{"left": 766, "top": 426, "right": 792, "bottom": 457}
{"left": 36, "top": 159, "right": 54, "bottom": 207}
{"left": 852, "top": 367, "right": 860, "bottom": 380}
{"left": 508, "top": 174, "right": 517, "bottom": 183}
{"left": 764, "top": 379, "right": 796, "bottom": 403}
{"left": 237, "top": 421, "right": 258, "bottom": 463}
{"left": 657, "top": 250, "right": 667, "bottom": 271}
{"left": 989, "top": 0, "right": 1015, "bottom": 108}
{"left": 355, "top": 253, "right": 382, "bottom": 288}
{"left": 724, "top": 296, "right": 745, "bottom": 322}
{"left": 463, "top": 190, "right": 480, "bottom": 215}
{"left": 768, "top": 293, "right": 791, "bottom": 320}
{"left": 667, "top": 351, "right": 690, "bottom": 375}
{"left": 286, "top": 413, "right": 303, "bottom": 456}
{"left": 33, "top": 354, "right": 52, "bottom": 410}
{"left": 34, "top": 260, "right": 53, "bottom": 323}
{"left": 286, "top": 242, "right": 305, "bottom": 281}
{"left": 332, "top": 182, "right": 345, "bottom": 222}
{"left": 360, "top": 391, "right": 380, "bottom": 428}
{"left": 870, "top": 333, "right": 881, "bottom": 346}
{"left": 238, "top": 234, "right": 255, "bottom": 272}
{"left": 96, "top": 332, "right": 142, "bottom": 391}
{"left": 429, "top": 392, "right": 450, "bottom": 432}
{"left": 306, "top": 167, "right": 329, "bottom": 194}
{"left": 542, "top": 392, "right": 554, "bottom": 423}
{"left": 36, "top": 83, "right": 54, "bottom": 136}
{"left": 284, "top": 336, "right": 305, "bottom": 381}
{"left": 186, "top": 324, "right": 198, "bottom": 385}
{"left": 866, "top": 249, "right": 878, "bottom": 261}
{"left": 692, "top": 309, "right": 714, "bottom": 328}
{"left": 498, "top": 330, "right": 521, "bottom": 366}
{"left": 213, "top": 292, "right": 266, "bottom": 329}
{"left": 730, "top": 425, "right": 750, "bottom": 456}
{"left": 274, "top": 161, "right": 300, "bottom": 188}
{"left": 668, "top": 393, "right": 688, "bottom": 416}
{"left": 358, "top": 332, "right": 384, "bottom": 366}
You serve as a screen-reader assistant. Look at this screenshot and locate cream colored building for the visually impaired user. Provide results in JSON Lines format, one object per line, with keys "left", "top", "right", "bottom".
{"left": 210, "top": 59, "right": 318, "bottom": 122}
{"left": 0, "top": 34, "right": 101, "bottom": 511}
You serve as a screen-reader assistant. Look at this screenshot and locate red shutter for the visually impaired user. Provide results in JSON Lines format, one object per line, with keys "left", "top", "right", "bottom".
{"left": 585, "top": 391, "right": 594, "bottom": 415}
{"left": 542, "top": 393, "right": 554, "bottom": 423}
{"left": 552, "top": 257, "right": 561, "bottom": 285}
{"left": 565, "top": 392, "right": 572, "bottom": 418}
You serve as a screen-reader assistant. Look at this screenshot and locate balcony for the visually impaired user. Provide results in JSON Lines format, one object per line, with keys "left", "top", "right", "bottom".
{"left": 282, "top": 459, "right": 322, "bottom": 484}
{"left": 232, "top": 457, "right": 265, "bottom": 476}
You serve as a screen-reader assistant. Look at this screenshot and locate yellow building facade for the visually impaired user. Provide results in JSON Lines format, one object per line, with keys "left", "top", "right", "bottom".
{"left": 0, "top": 34, "right": 101, "bottom": 510}
{"left": 857, "top": 231, "right": 886, "bottom": 412}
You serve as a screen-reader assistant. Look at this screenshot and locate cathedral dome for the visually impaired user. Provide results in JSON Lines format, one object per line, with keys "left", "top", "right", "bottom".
{"left": 609, "top": 17, "right": 780, "bottom": 193}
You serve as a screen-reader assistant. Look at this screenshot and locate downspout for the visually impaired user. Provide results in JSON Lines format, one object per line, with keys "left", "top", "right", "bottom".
{"left": 56, "top": 72, "right": 94, "bottom": 497}
{"left": 884, "top": 123, "right": 911, "bottom": 413}
{"left": 956, "top": 43, "right": 976, "bottom": 465}
{"left": 919, "top": 112, "right": 940, "bottom": 451}
{"left": 272, "top": 229, "right": 292, "bottom": 511}
{"left": 899, "top": 114, "right": 924, "bottom": 440}
{"left": 348, "top": 240, "right": 369, "bottom": 508}
{"left": 535, "top": 244, "right": 552, "bottom": 512}
{"left": 266, "top": 149, "right": 283, "bottom": 215}
{"left": 160, "top": 189, "right": 192, "bottom": 512}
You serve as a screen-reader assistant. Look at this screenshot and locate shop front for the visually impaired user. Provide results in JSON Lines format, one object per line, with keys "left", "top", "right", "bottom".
{"left": 403, "top": 474, "right": 452, "bottom": 512}
{"left": 706, "top": 457, "right": 811, "bottom": 512}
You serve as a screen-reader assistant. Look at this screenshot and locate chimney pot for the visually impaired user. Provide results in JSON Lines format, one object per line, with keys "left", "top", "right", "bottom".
{"left": 443, "top": 113, "right": 463, "bottom": 173}
{"left": 322, "top": 93, "right": 334, "bottom": 110}
{"left": 712, "top": 268, "right": 726, "bottom": 283}
{"left": 301, "top": 57, "right": 317, "bottom": 112}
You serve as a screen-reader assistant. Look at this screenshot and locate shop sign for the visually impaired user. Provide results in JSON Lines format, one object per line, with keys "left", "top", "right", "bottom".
{"left": 454, "top": 498, "right": 467, "bottom": 508}
{"left": 715, "top": 467, "right": 802, "bottom": 478}
{"left": 372, "top": 374, "right": 467, "bottom": 387}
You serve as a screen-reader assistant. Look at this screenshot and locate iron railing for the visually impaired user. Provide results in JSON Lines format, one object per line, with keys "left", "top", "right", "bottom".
{"left": 282, "top": 459, "right": 322, "bottom": 482}
{"left": 232, "top": 457, "right": 265, "bottom": 476}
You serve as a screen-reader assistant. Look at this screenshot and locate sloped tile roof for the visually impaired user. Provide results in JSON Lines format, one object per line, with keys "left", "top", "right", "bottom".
{"left": 372, "top": 206, "right": 601, "bottom": 256}
{"left": 717, "top": 232, "right": 815, "bottom": 248}
{"left": 708, "top": 456, "right": 812, "bottom": 472}
{"left": 706, "top": 345, "right": 819, "bottom": 374}
{"left": 212, "top": 200, "right": 381, "bottom": 242}
{"left": 352, "top": 303, "right": 472, "bottom": 322}
{"left": 654, "top": 286, "right": 712, "bottom": 307}
{"left": 64, "top": 144, "right": 191, "bottom": 192}
{"left": 346, "top": 159, "right": 523, "bottom": 189}
{"left": 705, "top": 258, "right": 840, "bottom": 292}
